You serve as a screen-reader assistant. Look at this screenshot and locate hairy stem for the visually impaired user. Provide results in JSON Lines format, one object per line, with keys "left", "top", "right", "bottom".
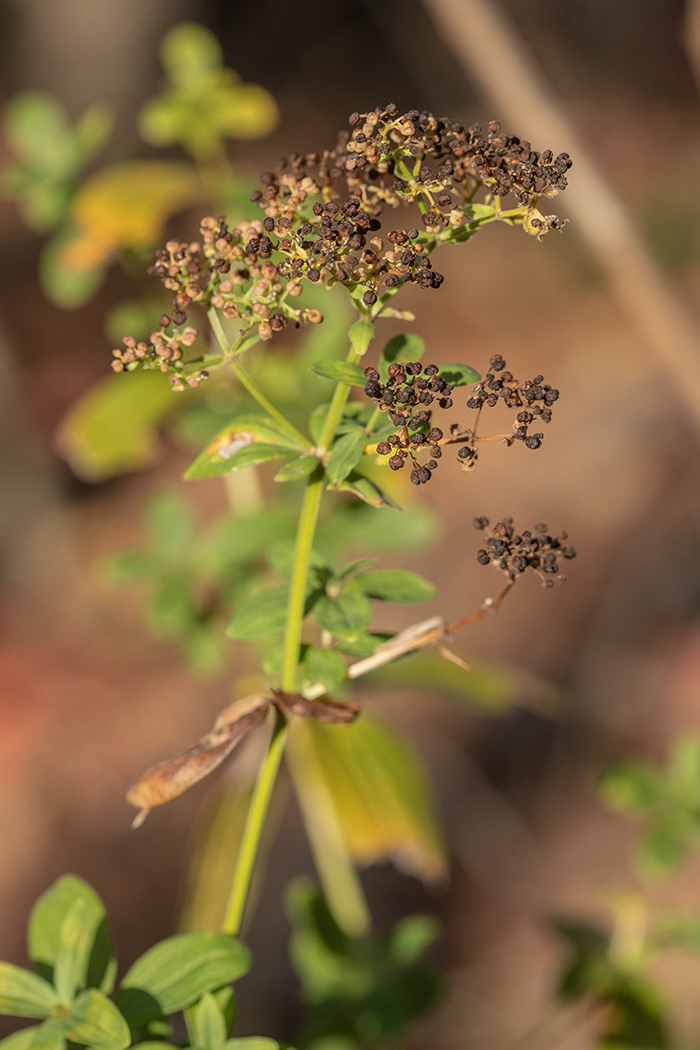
{"left": 222, "top": 706, "right": 287, "bottom": 937}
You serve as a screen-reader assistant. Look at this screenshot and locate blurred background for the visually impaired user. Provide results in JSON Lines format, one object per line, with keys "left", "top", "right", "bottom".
{"left": 3, "top": 0, "right": 700, "bottom": 1047}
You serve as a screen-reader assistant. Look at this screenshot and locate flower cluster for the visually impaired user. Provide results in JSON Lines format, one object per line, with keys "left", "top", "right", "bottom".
{"left": 465, "top": 354, "right": 559, "bottom": 450}
{"left": 473, "top": 517, "right": 576, "bottom": 587}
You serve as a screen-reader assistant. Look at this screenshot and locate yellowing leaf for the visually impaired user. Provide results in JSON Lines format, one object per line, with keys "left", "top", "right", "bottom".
{"left": 56, "top": 369, "right": 175, "bottom": 481}
{"left": 62, "top": 160, "right": 200, "bottom": 271}
{"left": 288, "top": 715, "right": 447, "bottom": 884}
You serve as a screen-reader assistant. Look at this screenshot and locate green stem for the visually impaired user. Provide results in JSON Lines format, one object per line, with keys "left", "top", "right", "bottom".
{"left": 281, "top": 470, "right": 324, "bottom": 691}
{"left": 222, "top": 707, "right": 287, "bottom": 937}
{"left": 208, "top": 307, "right": 310, "bottom": 449}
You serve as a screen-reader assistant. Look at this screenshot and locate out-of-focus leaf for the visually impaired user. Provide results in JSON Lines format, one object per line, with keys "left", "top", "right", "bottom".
{"left": 26, "top": 1019, "right": 67, "bottom": 1050}
{"left": 0, "top": 966, "right": 57, "bottom": 1018}
{"left": 185, "top": 415, "right": 303, "bottom": 480}
{"left": 363, "top": 649, "right": 516, "bottom": 709}
{"left": 304, "top": 648, "right": 348, "bottom": 693}
{"left": 308, "top": 361, "right": 366, "bottom": 386}
{"left": 265, "top": 539, "right": 327, "bottom": 585}
{"left": 0, "top": 1028, "right": 39, "bottom": 1050}
{"left": 314, "top": 582, "right": 372, "bottom": 641}
{"left": 28, "top": 876, "right": 115, "bottom": 995}
{"left": 40, "top": 226, "right": 106, "bottom": 308}
{"left": 348, "top": 318, "right": 375, "bottom": 356}
{"left": 378, "top": 334, "right": 425, "bottom": 382}
{"left": 327, "top": 470, "right": 400, "bottom": 510}
{"left": 390, "top": 915, "right": 440, "bottom": 965}
{"left": 139, "top": 23, "right": 278, "bottom": 158}
{"left": 326, "top": 433, "right": 367, "bottom": 486}
{"left": 601, "top": 764, "right": 665, "bottom": 813}
{"left": 65, "top": 990, "right": 130, "bottom": 1050}
{"left": 62, "top": 160, "right": 200, "bottom": 272}
{"left": 56, "top": 370, "right": 174, "bottom": 481}
{"left": 145, "top": 491, "right": 195, "bottom": 558}
{"left": 224, "top": 1041, "right": 285, "bottom": 1049}
{"left": 226, "top": 588, "right": 289, "bottom": 640}
{"left": 127, "top": 695, "right": 269, "bottom": 826}
{"left": 290, "top": 716, "right": 447, "bottom": 883}
{"left": 116, "top": 933, "right": 251, "bottom": 1023}
{"left": 436, "top": 363, "right": 480, "bottom": 386}
{"left": 356, "top": 569, "right": 435, "bottom": 604}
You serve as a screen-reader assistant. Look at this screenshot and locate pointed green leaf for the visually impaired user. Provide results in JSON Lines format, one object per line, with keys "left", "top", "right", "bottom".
{"left": 185, "top": 992, "right": 226, "bottom": 1050}
{"left": 326, "top": 432, "right": 368, "bottom": 486}
{"left": 314, "top": 582, "right": 372, "bottom": 640}
{"left": 65, "top": 990, "right": 130, "bottom": 1050}
{"left": 356, "top": 569, "right": 435, "bottom": 604}
{"left": 226, "top": 587, "right": 288, "bottom": 639}
{"left": 54, "top": 897, "right": 92, "bottom": 1003}
{"left": 308, "top": 361, "right": 367, "bottom": 386}
{"left": 348, "top": 318, "right": 375, "bottom": 356}
{"left": 378, "top": 334, "right": 425, "bottom": 382}
{"left": 0, "top": 965, "right": 58, "bottom": 1018}
{"left": 27, "top": 1019, "right": 67, "bottom": 1050}
{"left": 328, "top": 470, "right": 400, "bottom": 509}
{"left": 0, "top": 1028, "right": 40, "bottom": 1050}
{"left": 304, "top": 647, "right": 348, "bottom": 692}
{"left": 273, "top": 455, "right": 319, "bottom": 483}
{"left": 436, "top": 363, "right": 480, "bottom": 386}
{"left": 28, "top": 876, "right": 114, "bottom": 994}
{"left": 116, "top": 933, "right": 250, "bottom": 1023}
{"left": 184, "top": 415, "right": 303, "bottom": 480}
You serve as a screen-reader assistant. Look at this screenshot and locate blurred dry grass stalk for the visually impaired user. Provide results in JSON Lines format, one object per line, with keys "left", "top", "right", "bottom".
{"left": 423, "top": 0, "right": 700, "bottom": 431}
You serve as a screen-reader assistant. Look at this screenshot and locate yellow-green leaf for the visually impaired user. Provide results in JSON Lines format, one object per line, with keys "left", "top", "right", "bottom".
{"left": 65, "top": 990, "right": 130, "bottom": 1050}
{"left": 0, "top": 965, "right": 58, "bottom": 1019}
{"left": 289, "top": 715, "right": 447, "bottom": 884}
{"left": 56, "top": 370, "right": 174, "bottom": 482}
{"left": 185, "top": 415, "right": 303, "bottom": 480}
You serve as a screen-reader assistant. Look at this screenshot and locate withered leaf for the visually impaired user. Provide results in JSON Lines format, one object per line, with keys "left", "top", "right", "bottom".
{"left": 271, "top": 689, "right": 360, "bottom": 725}
{"left": 127, "top": 694, "right": 270, "bottom": 827}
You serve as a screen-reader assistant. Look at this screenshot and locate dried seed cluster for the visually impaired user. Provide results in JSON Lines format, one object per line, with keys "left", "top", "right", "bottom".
{"left": 365, "top": 361, "right": 451, "bottom": 484}
{"left": 473, "top": 517, "right": 576, "bottom": 587}
{"left": 466, "top": 354, "right": 559, "bottom": 450}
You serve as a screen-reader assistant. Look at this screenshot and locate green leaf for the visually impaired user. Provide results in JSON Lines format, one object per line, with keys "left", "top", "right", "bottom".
{"left": 28, "top": 875, "right": 115, "bottom": 994}
{"left": 314, "top": 582, "right": 372, "bottom": 640}
{"left": 328, "top": 558, "right": 376, "bottom": 594}
{"left": 601, "top": 764, "right": 665, "bottom": 812}
{"left": 0, "top": 966, "right": 57, "bottom": 1018}
{"left": 325, "top": 432, "right": 368, "bottom": 486}
{"left": 26, "top": 1020, "right": 67, "bottom": 1050}
{"left": 224, "top": 1041, "right": 284, "bottom": 1050}
{"left": 265, "top": 540, "right": 327, "bottom": 585}
{"left": 116, "top": 933, "right": 251, "bottom": 1024}
{"left": 185, "top": 992, "right": 226, "bottom": 1050}
{"left": 0, "top": 1030, "right": 40, "bottom": 1050}
{"left": 65, "top": 990, "right": 130, "bottom": 1050}
{"left": 435, "top": 363, "right": 480, "bottom": 386}
{"left": 304, "top": 648, "right": 348, "bottom": 692}
{"left": 145, "top": 492, "right": 194, "bottom": 559}
{"left": 378, "top": 334, "right": 425, "bottom": 382}
{"left": 54, "top": 898, "right": 92, "bottom": 1003}
{"left": 184, "top": 415, "right": 303, "bottom": 480}
{"left": 356, "top": 569, "right": 435, "bottom": 604}
{"left": 274, "top": 455, "right": 319, "bottom": 483}
{"left": 290, "top": 716, "right": 447, "bottom": 883}
{"left": 56, "top": 370, "right": 174, "bottom": 482}
{"left": 40, "top": 227, "right": 106, "bottom": 309}
{"left": 226, "top": 588, "right": 289, "bottom": 639}
{"left": 308, "top": 361, "right": 367, "bottom": 386}
{"left": 334, "top": 633, "right": 391, "bottom": 658}
{"left": 3, "top": 92, "right": 74, "bottom": 174}
{"left": 308, "top": 404, "right": 330, "bottom": 445}
{"left": 390, "top": 915, "right": 440, "bottom": 965}
{"left": 327, "top": 470, "right": 400, "bottom": 510}
{"left": 160, "top": 23, "right": 223, "bottom": 86}
{"left": 348, "top": 318, "right": 375, "bottom": 356}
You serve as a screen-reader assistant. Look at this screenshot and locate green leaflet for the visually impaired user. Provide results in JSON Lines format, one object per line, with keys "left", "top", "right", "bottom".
{"left": 304, "top": 647, "right": 348, "bottom": 692}
{"left": 185, "top": 991, "right": 227, "bottom": 1050}
{"left": 348, "top": 317, "right": 375, "bottom": 356}
{"left": 0, "top": 1029, "right": 40, "bottom": 1050}
{"left": 356, "top": 569, "right": 435, "bottom": 604}
{"left": 334, "top": 633, "right": 391, "bottom": 658}
{"left": 65, "top": 989, "right": 131, "bottom": 1050}
{"left": 115, "top": 933, "right": 250, "bottom": 1024}
{"left": 325, "top": 432, "right": 368, "bottom": 485}
{"left": 28, "top": 875, "right": 115, "bottom": 994}
{"left": 435, "top": 363, "right": 480, "bottom": 386}
{"left": 0, "top": 964, "right": 58, "bottom": 1018}
{"left": 226, "top": 587, "right": 289, "bottom": 639}
{"left": 308, "top": 360, "right": 366, "bottom": 386}
{"left": 184, "top": 415, "right": 303, "bottom": 480}
{"left": 327, "top": 470, "right": 400, "bottom": 510}
{"left": 314, "top": 582, "right": 372, "bottom": 641}
{"left": 378, "top": 333, "right": 425, "bottom": 382}
{"left": 273, "top": 456, "right": 319, "bottom": 483}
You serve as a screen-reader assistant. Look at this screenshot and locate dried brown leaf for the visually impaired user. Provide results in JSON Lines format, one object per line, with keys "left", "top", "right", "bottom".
{"left": 271, "top": 689, "right": 361, "bottom": 725}
{"left": 127, "top": 694, "right": 270, "bottom": 827}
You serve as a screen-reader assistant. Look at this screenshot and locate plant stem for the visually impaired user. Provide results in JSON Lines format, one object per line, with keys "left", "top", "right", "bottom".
{"left": 221, "top": 706, "right": 287, "bottom": 937}
{"left": 208, "top": 307, "right": 310, "bottom": 449}
{"left": 281, "top": 469, "right": 324, "bottom": 691}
